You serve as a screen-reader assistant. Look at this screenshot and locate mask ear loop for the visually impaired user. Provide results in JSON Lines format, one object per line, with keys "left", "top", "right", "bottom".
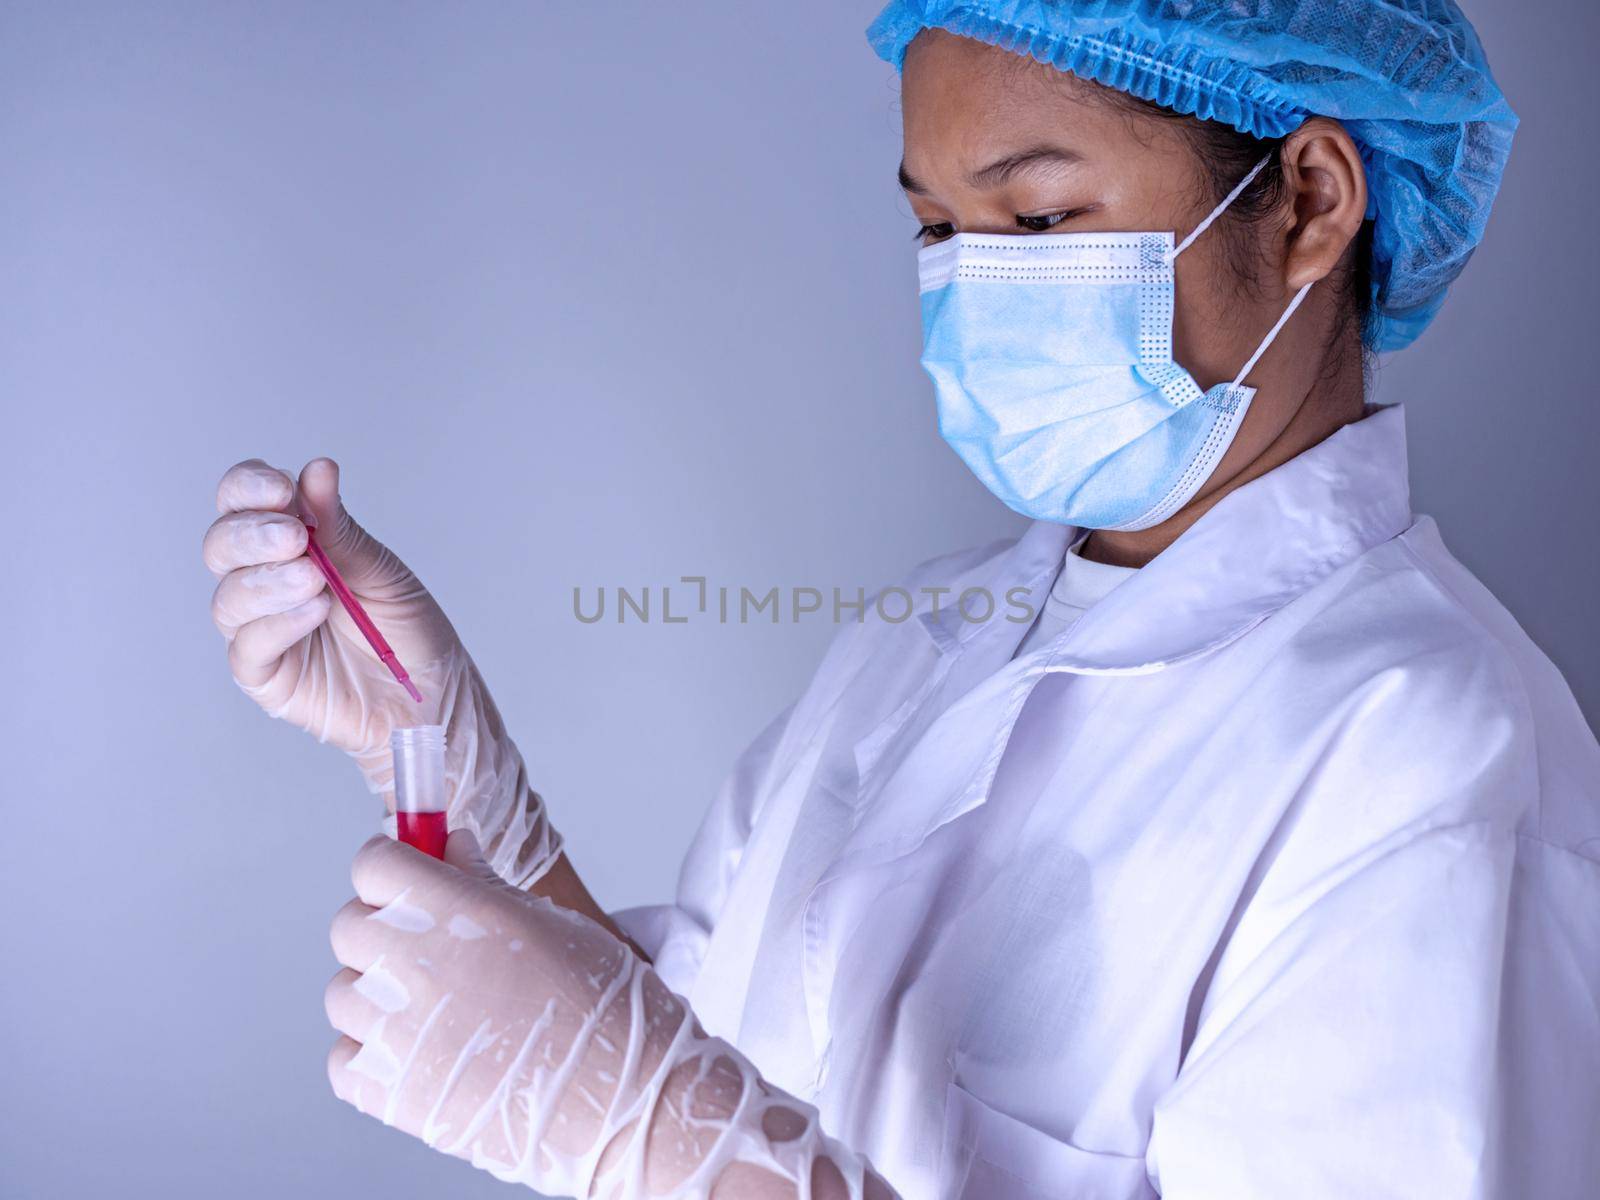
{"left": 1160, "top": 152, "right": 1316, "bottom": 387}
{"left": 1165, "top": 155, "right": 1272, "bottom": 265}
{"left": 1229, "top": 281, "right": 1314, "bottom": 389}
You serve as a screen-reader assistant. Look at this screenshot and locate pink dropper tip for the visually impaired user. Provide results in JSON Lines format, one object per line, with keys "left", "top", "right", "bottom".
{"left": 403, "top": 678, "right": 424, "bottom": 704}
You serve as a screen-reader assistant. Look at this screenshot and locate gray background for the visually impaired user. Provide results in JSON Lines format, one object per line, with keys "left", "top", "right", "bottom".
{"left": 2, "top": 2, "right": 1593, "bottom": 1197}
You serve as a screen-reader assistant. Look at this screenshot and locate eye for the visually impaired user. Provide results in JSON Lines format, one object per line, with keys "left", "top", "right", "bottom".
{"left": 1015, "top": 208, "right": 1090, "bottom": 233}
{"left": 914, "top": 221, "right": 955, "bottom": 245}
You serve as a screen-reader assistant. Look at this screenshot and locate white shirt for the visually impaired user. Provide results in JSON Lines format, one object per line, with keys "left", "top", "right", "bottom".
{"left": 1012, "top": 530, "right": 1137, "bottom": 660}
{"left": 613, "top": 405, "right": 1600, "bottom": 1200}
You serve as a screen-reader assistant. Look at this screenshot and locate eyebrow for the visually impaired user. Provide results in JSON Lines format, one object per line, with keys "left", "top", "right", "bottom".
{"left": 898, "top": 145, "right": 1084, "bottom": 196}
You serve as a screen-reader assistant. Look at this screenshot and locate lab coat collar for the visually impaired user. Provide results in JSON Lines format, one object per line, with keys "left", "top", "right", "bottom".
{"left": 919, "top": 404, "right": 1415, "bottom": 674}
{"left": 912, "top": 518, "right": 1073, "bottom": 656}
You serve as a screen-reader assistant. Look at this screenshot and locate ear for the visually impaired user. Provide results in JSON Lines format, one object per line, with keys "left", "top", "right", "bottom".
{"left": 1278, "top": 117, "right": 1368, "bottom": 291}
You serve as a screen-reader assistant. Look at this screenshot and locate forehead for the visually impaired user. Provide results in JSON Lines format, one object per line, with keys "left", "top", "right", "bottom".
{"left": 899, "top": 29, "right": 1180, "bottom": 173}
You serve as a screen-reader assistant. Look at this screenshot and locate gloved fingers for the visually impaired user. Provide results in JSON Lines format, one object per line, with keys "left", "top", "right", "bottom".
{"left": 211, "top": 558, "right": 326, "bottom": 640}
{"left": 215, "top": 458, "right": 295, "bottom": 516}
{"left": 327, "top": 1034, "right": 361, "bottom": 1102}
{"left": 329, "top": 896, "right": 383, "bottom": 973}
{"left": 201, "top": 509, "right": 308, "bottom": 578}
{"left": 352, "top": 832, "right": 451, "bottom": 908}
{"left": 227, "top": 594, "right": 332, "bottom": 688}
{"left": 324, "top": 967, "right": 387, "bottom": 1043}
{"left": 327, "top": 1034, "right": 386, "bottom": 1118}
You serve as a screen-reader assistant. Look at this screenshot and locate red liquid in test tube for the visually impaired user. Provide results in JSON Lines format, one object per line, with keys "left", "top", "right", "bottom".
{"left": 396, "top": 811, "right": 449, "bottom": 859}
{"left": 391, "top": 725, "right": 448, "bottom": 859}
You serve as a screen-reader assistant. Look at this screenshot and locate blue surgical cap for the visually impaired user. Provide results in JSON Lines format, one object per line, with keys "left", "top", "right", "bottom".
{"left": 867, "top": 1, "right": 1517, "bottom": 352}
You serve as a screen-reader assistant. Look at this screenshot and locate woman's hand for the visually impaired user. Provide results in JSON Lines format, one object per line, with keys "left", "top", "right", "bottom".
{"left": 204, "top": 458, "right": 560, "bottom": 886}
{"left": 204, "top": 456, "right": 462, "bottom": 769}
{"left": 326, "top": 833, "right": 897, "bottom": 1199}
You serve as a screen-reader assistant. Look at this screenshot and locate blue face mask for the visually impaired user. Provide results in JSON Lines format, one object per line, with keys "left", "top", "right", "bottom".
{"left": 917, "top": 159, "right": 1313, "bottom": 531}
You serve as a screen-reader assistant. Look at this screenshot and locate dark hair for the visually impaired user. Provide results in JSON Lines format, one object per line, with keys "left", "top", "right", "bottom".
{"left": 1102, "top": 91, "right": 1374, "bottom": 349}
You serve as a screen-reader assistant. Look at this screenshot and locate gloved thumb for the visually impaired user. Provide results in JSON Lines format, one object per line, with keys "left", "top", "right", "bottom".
{"left": 295, "top": 456, "right": 345, "bottom": 536}
{"left": 295, "top": 457, "right": 404, "bottom": 591}
{"left": 444, "top": 828, "right": 500, "bottom": 883}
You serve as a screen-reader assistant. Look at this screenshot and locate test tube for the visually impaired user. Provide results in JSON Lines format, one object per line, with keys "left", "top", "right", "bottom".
{"left": 391, "top": 724, "right": 448, "bottom": 859}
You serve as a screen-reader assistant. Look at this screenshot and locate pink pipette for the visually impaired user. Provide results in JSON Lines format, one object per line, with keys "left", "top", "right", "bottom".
{"left": 299, "top": 510, "right": 424, "bottom": 704}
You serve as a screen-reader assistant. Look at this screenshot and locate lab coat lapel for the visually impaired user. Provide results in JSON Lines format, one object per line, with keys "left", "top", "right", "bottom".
{"left": 848, "top": 521, "right": 1071, "bottom": 801}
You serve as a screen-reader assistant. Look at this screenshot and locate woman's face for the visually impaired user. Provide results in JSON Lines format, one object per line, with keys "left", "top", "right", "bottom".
{"left": 898, "top": 30, "right": 1371, "bottom": 550}
{"left": 898, "top": 29, "right": 1269, "bottom": 393}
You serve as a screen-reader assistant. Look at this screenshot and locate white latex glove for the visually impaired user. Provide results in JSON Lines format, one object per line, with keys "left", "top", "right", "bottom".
{"left": 204, "top": 457, "right": 560, "bottom": 887}
{"left": 326, "top": 832, "right": 899, "bottom": 1199}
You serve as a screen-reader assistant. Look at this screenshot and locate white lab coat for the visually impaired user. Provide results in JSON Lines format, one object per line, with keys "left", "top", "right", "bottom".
{"left": 612, "top": 405, "right": 1600, "bottom": 1199}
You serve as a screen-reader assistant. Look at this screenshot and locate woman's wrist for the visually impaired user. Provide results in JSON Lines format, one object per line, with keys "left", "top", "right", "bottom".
{"left": 529, "top": 852, "right": 650, "bottom": 960}
{"left": 432, "top": 649, "right": 563, "bottom": 884}
{"left": 473, "top": 771, "right": 564, "bottom": 888}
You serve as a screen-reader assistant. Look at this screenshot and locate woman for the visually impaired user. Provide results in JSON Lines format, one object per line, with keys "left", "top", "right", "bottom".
{"left": 202, "top": 3, "right": 1599, "bottom": 1197}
